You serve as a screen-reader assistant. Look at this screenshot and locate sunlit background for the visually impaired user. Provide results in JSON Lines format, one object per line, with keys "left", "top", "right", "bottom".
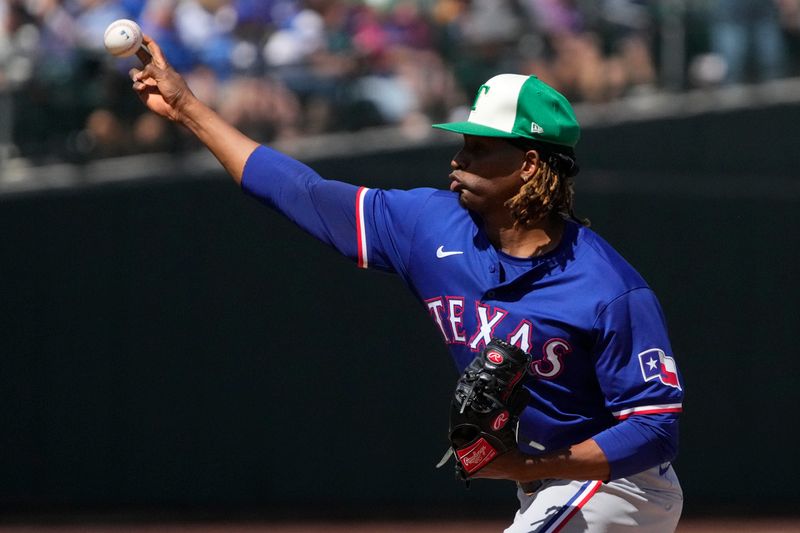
{"left": 2, "top": 2, "right": 800, "bottom": 532}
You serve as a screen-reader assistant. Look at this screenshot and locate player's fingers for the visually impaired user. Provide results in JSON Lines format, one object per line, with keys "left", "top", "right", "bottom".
{"left": 130, "top": 70, "right": 146, "bottom": 92}
{"left": 136, "top": 63, "right": 163, "bottom": 82}
{"left": 141, "top": 34, "right": 167, "bottom": 67}
{"left": 130, "top": 66, "right": 153, "bottom": 83}
{"left": 130, "top": 66, "right": 158, "bottom": 91}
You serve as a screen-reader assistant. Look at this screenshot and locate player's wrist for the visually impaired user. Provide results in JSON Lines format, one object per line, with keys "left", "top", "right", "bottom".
{"left": 510, "top": 450, "right": 546, "bottom": 482}
{"left": 175, "top": 94, "right": 219, "bottom": 136}
{"left": 172, "top": 91, "right": 203, "bottom": 125}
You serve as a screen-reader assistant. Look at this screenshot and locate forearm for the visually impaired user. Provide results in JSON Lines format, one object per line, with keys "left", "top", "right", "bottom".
{"left": 476, "top": 413, "right": 679, "bottom": 482}
{"left": 178, "top": 96, "right": 259, "bottom": 184}
{"left": 474, "top": 438, "right": 610, "bottom": 482}
{"left": 522, "top": 438, "right": 610, "bottom": 481}
{"left": 130, "top": 35, "right": 259, "bottom": 184}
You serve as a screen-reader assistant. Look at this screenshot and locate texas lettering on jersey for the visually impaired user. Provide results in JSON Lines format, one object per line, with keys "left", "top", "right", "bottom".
{"left": 425, "top": 296, "right": 570, "bottom": 379}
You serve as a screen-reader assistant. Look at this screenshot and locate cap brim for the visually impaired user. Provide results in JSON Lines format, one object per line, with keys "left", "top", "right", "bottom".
{"left": 432, "top": 121, "right": 518, "bottom": 138}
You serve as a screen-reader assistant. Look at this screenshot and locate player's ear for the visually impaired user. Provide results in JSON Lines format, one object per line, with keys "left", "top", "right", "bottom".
{"left": 520, "top": 149, "right": 540, "bottom": 182}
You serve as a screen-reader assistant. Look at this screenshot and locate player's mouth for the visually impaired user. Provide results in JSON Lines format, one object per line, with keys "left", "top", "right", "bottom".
{"left": 449, "top": 173, "right": 464, "bottom": 193}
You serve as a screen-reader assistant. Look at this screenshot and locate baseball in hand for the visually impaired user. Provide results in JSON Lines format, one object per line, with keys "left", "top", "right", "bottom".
{"left": 103, "top": 19, "right": 144, "bottom": 58}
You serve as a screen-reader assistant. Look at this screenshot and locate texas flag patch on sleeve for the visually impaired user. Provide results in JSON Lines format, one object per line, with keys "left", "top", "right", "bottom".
{"left": 638, "top": 348, "right": 681, "bottom": 390}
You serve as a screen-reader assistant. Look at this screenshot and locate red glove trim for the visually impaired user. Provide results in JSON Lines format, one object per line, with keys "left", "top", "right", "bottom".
{"left": 456, "top": 437, "right": 499, "bottom": 474}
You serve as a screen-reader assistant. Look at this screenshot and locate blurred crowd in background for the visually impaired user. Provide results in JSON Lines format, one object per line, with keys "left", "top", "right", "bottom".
{"left": 3, "top": 0, "right": 800, "bottom": 164}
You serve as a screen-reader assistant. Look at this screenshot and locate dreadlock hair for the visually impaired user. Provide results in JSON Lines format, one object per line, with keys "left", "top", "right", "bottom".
{"left": 504, "top": 138, "right": 589, "bottom": 228}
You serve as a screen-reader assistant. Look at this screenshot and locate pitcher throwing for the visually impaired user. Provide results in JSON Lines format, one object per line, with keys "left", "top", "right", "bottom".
{"left": 130, "top": 34, "right": 684, "bottom": 532}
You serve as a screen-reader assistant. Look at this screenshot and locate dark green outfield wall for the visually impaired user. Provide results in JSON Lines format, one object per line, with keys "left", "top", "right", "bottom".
{"left": 2, "top": 104, "right": 800, "bottom": 519}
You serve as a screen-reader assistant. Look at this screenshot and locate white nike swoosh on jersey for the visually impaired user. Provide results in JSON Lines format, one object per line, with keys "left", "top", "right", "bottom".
{"left": 528, "top": 440, "right": 546, "bottom": 451}
{"left": 436, "top": 246, "right": 464, "bottom": 258}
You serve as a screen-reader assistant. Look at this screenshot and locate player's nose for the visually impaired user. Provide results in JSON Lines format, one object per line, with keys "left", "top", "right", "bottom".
{"left": 451, "top": 149, "right": 466, "bottom": 170}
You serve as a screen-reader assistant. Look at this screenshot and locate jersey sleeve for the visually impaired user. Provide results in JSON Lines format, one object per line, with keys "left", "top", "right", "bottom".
{"left": 591, "top": 287, "right": 684, "bottom": 420}
{"left": 592, "top": 413, "right": 679, "bottom": 479}
{"left": 357, "top": 186, "right": 437, "bottom": 276}
{"left": 590, "top": 288, "right": 684, "bottom": 477}
{"left": 241, "top": 145, "right": 432, "bottom": 275}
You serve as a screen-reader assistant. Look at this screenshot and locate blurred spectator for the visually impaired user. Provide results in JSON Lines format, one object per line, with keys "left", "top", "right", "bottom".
{"left": 81, "top": 107, "right": 129, "bottom": 157}
{"left": 74, "top": 0, "right": 130, "bottom": 52}
{"left": 140, "top": 0, "right": 195, "bottom": 73}
{"left": 523, "top": 0, "right": 585, "bottom": 36}
{"left": 174, "top": 0, "right": 238, "bottom": 78}
{"left": 216, "top": 75, "right": 301, "bottom": 140}
{"left": 708, "top": 0, "right": 788, "bottom": 84}
{"left": 3, "top": 0, "right": 800, "bottom": 167}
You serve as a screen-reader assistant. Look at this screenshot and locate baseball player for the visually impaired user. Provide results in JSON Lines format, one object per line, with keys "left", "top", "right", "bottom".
{"left": 131, "top": 35, "right": 684, "bottom": 532}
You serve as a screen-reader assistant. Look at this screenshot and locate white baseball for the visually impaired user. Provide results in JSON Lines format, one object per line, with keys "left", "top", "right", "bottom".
{"left": 103, "top": 19, "right": 143, "bottom": 58}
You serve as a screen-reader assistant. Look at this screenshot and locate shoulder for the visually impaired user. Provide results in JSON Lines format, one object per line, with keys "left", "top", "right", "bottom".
{"left": 574, "top": 225, "right": 651, "bottom": 297}
{"left": 571, "top": 229, "right": 673, "bottom": 346}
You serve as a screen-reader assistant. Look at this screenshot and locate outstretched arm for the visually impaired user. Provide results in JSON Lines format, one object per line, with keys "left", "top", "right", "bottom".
{"left": 129, "top": 35, "right": 258, "bottom": 183}
{"left": 127, "top": 35, "right": 401, "bottom": 270}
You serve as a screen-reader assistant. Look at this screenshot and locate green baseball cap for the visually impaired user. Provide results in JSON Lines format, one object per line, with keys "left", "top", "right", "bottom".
{"left": 433, "top": 74, "right": 580, "bottom": 148}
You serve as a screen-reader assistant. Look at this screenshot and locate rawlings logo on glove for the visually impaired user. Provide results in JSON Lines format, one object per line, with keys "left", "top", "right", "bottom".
{"left": 437, "top": 339, "right": 531, "bottom": 481}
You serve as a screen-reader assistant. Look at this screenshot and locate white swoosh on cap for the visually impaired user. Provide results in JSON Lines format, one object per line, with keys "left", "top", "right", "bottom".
{"left": 436, "top": 245, "right": 464, "bottom": 258}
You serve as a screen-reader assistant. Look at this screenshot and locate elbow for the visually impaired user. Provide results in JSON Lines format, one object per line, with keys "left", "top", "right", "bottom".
{"left": 595, "top": 413, "right": 680, "bottom": 480}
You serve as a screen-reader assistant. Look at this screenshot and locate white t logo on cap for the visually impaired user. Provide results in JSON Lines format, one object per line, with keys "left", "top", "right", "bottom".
{"left": 467, "top": 75, "right": 527, "bottom": 134}
{"left": 471, "top": 85, "right": 490, "bottom": 111}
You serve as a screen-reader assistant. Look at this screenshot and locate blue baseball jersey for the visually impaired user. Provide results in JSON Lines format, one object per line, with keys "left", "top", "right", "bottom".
{"left": 242, "top": 146, "right": 684, "bottom": 478}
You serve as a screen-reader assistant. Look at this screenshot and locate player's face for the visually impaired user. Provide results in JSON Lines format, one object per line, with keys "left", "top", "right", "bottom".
{"left": 449, "top": 135, "right": 529, "bottom": 219}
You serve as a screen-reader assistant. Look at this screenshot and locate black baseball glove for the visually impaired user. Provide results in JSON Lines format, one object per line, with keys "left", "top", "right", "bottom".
{"left": 437, "top": 339, "right": 531, "bottom": 480}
